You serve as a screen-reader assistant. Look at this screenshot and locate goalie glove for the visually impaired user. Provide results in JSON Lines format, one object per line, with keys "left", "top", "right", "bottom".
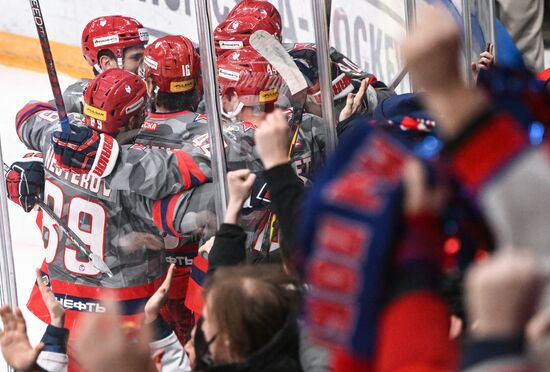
{"left": 6, "top": 153, "right": 45, "bottom": 212}
{"left": 51, "top": 124, "right": 119, "bottom": 178}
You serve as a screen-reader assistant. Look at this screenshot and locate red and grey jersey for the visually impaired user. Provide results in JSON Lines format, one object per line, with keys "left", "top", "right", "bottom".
{"left": 135, "top": 110, "right": 261, "bottom": 171}
{"left": 50, "top": 78, "right": 91, "bottom": 115}
{"left": 288, "top": 112, "right": 328, "bottom": 179}
{"left": 104, "top": 109, "right": 326, "bottom": 256}
{"left": 128, "top": 110, "right": 258, "bottom": 239}
{"left": 126, "top": 110, "right": 266, "bottom": 255}
{"left": 16, "top": 101, "right": 172, "bottom": 324}
{"left": 104, "top": 110, "right": 261, "bottom": 202}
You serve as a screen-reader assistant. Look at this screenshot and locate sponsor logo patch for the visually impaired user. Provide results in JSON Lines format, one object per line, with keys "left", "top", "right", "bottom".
{"left": 93, "top": 35, "right": 120, "bottom": 47}
{"left": 144, "top": 56, "right": 158, "bottom": 70}
{"left": 83, "top": 104, "right": 107, "bottom": 121}
{"left": 138, "top": 28, "right": 149, "bottom": 42}
{"left": 218, "top": 68, "right": 240, "bottom": 81}
{"left": 170, "top": 79, "right": 194, "bottom": 93}
{"left": 259, "top": 89, "right": 279, "bottom": 103}
{"left": 219, "top": 40, "right": 244, "bottom": 50}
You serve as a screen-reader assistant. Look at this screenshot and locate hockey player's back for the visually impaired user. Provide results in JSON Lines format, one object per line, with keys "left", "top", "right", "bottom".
{"left": 17, "top": 70, "right": 169, "bottom": 334}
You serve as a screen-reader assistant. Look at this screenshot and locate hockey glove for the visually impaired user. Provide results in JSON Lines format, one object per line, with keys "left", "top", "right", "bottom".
{"left": 51, "top": 124, "right": 119, "bottom": 178}
{"left": 6, "top": 153, "right": 45, "bottom": 212}
{"left": 243, "top": 172, "right": 271, "bottom": 209}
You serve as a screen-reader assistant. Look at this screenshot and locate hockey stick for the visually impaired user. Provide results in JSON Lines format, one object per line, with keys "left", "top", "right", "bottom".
{"left": 3, "top": 163, "right": 113, "bottom": 277}
{"left": 250, "top": 31, "right": 308, "bottom": 268}
{"left": 29, "top": 0, "right": 70, "bottom": 133}
{"left": 249, "top": 30, "right": 309, "bottom": 133}
{"left": 389, "top": 65, "right": 408, "bottom": 91}
{"left": 35, "top": 200, "right": 113, "bottom": 277}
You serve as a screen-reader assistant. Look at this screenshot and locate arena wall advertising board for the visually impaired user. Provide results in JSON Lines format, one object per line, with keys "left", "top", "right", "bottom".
{"left": 0, "top": 0, "right": 315, "bottom": 47}
{"left": 330, "top": 0, "right": 409, "bottom": 92}
{"left": 0, "top": 0, "right": 410, "bottom": 91}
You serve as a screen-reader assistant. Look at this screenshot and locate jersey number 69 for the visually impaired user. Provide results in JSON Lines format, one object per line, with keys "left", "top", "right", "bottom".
{"left": 42, "top": 180, "right": 106, "bottom": 276}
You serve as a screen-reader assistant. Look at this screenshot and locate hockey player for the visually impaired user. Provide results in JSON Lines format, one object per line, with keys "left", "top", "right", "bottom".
{"left": 50, "top": 35, "right": 266, "bottom": 342}
{"left": 214, "top": 0, "right": 394, "bottom": 118}
{"left": 53, "top": 46, "right": 325, "bottom": 255}
{"left": 82, "top": 16, "right": 148, "bottom": 75}
{"left": 134, "top": 36, "right": 259, "bottom": 173}
{"left": 218, "top": 47, "right": 327, "bottom": 180}
{"left": 11, "top": 68, "right": 212, "bottom": 339}
{"left": 134, "top": 34, "right": 229, "bottom": 343}
{"left": 214, "top": 0, "right": 282, "bottom": 55}
{"left": 61, "top": 15, "right": 149, "bottom": 113}
{"left": 287, "top": 43, "right": 395, "bottom": 118}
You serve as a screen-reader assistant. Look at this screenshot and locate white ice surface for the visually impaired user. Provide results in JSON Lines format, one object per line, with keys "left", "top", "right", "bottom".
{"left": 0, "top": 64, "right": 75, "bottom": 371}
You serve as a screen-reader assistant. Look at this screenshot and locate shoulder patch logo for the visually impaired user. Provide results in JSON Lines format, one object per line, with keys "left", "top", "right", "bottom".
{"left": 194, "top": 114, "right": 208, "bottom": 122}
{"left": 141, "top": 120, "right": 158, "bottom": 131}
{"left": 240, "top": 121, "right": 256, "bottom": 132}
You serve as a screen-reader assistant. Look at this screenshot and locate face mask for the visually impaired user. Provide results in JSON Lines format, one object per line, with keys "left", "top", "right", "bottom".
{"left": 194, "top": 317, "right": 218, "bottom": 370}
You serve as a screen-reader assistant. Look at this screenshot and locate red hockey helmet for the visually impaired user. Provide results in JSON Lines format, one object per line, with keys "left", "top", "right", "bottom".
{"left": 217, "top": 47, "right": 282, "bottom": 107}
{"left": 142, "top": 35, "right": 201, "bottom": 94}
{"left": 83, "top": 69, "right": 148, "bottom": 136}
{"left": 214, "top": 15, "right": 281, "bottom": 55}
{"left": 81, "top": 15, "right": 149, "bottom": 71}
{"left": 227, "top": 0, "right": 282, "bottom": 27}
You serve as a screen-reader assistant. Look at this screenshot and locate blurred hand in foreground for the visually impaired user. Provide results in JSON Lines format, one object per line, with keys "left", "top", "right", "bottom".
{"left": 0, "top": 306, "right": 43, "bottom": 372}
{"left": 401, "top": 5, "right": 487, "bottom": 139}
{"left": 144, "top": 263, "right": 175, "bottom": 324}
{"left": 75, "top": 299, "right": 157, "bottom": 372}
{"left": 36, "top": 268, "right": 65, "bottom": 328}
{"left": 256, "top": 109, "right": 291, "bottom": 170}
{"left": 466, "top": 252, "right": 542, "bottom": 339}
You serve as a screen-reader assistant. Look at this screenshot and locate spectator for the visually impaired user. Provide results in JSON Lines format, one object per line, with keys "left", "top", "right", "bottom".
{"left": 197, "top": 264, "right": 302, "bottom": 371}
{"left": 75, "top": 264, "right": 190, "bottom": 372}
{"left": 0, "top": 269, "right": 68, "bottom": 372}
{"left": 404, "top": 4, "right": 550, "bottom": 258}
{"left": 1, "top": 264, "right": 191, "bottom": 372}
{"left": 195, "top": 163, "right": 328, "bottom": 371}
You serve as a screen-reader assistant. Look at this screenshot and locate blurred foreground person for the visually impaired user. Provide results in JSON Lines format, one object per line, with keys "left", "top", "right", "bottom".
{"left": 404, "top": 5, "right": 550, "bottom": 257}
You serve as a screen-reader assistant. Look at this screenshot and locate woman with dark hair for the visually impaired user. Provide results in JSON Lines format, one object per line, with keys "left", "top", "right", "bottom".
{"left": 194, "top": 264, "right": 303, "bottom": 372}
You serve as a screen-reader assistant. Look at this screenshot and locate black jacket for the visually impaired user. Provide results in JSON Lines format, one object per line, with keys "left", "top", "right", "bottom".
{"left": 206, "top": 317, "right": 303, "bottom": 372}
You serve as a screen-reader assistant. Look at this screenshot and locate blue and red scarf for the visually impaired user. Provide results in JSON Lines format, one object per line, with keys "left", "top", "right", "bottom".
{"left": 299, "top": 121, "right": 408, "bottom": 358}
